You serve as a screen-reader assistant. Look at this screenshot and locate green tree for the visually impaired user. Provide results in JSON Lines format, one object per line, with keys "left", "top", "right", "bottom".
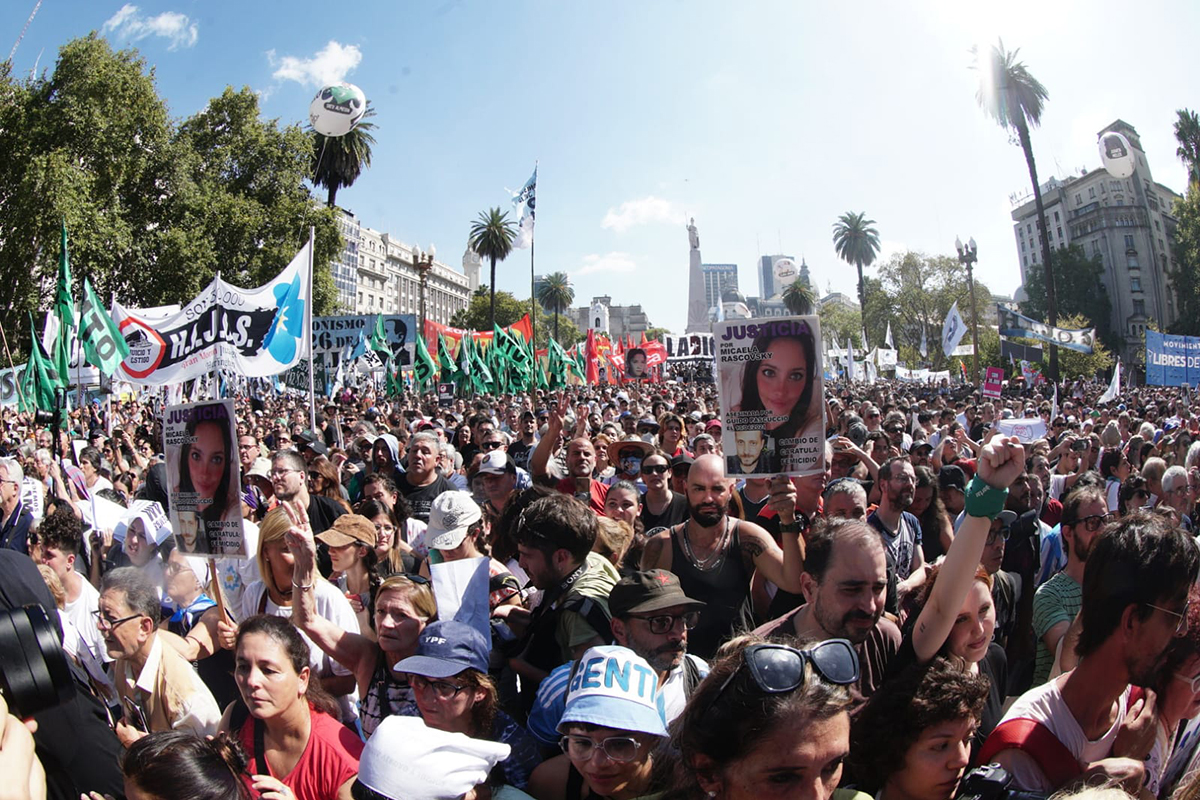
{"left": 644, "top": 326, "right": 672, "bottom": 341}
{"left": 973, "top": 40, "right": 1059, "bottom": 378}
{"left": 310, "top": 106, "right": 376, "bottom": 208}
{"left": 782, "top": 279, "right": 817, "bottom": 315}
{"left": 1169, "top": 188, "right": 1200, "bottom": 335}
{"left": 1175, "top": 108, "right": 1200, "bottom": 187}
{"left": 831, "top": 211, "right": 881, "bottom": 331}
{"left": 536, "top": 271, "right": 574, "bottom": 341}
{"left": 468, "top": 208, "right": 517, "bottom": 330}
{"left": 534, "top": 315, "right": 581, "bottom": 351}
{"left": 1019, "top": 243, "right": 1115, "bottom": 349}
{"left": 1013, "top": 313, "right": 1114, "bottom": 379}
{"left": 818, "top": 302, "right": 862, "bottom": 352}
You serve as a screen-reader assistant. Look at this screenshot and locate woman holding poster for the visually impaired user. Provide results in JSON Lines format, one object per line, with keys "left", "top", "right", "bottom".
{"left": 718, "top": 317, "right": 823, "bottom": 476}
{"left": 168, "top": 400, "right": 242, "bottom": 555}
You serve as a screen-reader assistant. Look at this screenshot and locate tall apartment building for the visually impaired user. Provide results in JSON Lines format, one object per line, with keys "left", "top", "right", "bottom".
{"left": 1010, "top": 120, "right": 1183, "bottom": 358}
{"left": 701, "top": 263, "right": 739, "bottom": 312}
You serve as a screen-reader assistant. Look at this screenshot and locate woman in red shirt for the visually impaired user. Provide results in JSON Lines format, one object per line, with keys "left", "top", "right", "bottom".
{"left": 221, "top": 615, "right": 363, "bottom": 800}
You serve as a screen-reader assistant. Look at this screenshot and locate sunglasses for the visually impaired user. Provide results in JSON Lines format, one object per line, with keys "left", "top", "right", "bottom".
{"left": 884, "top": 426, "right": 903, "bottom": 434}
{"left": 1068, "top": 512, "right": 1113, "bottom": 532}
{"left": 481, "top": 441, "right": 504, "bottom": 451}
{"left": 641, "top": 464, "right": 670, "bottom": 475}
{"left": 987, "top": 527, "right": 1011, "bottom": 545}
{"left": 702, "top": 640, "right": 859, "bottom": 721}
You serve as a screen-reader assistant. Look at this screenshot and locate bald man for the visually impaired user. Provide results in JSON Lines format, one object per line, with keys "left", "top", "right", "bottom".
{"left": 640, "top": 454, "right": 804, "bottom": 659}
{"left": 530, "top": 395, "right": 609, "bottom": 514}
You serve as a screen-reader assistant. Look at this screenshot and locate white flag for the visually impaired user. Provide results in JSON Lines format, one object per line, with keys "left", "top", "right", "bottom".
{"left": 885, "top": 321, "right": 894, "bottom": 349}
{"left": 919, "top": 325, "right": 928, "bottom": 358}
{"left": 1051, "top": 384, "right": 1059, "bottom": 422}
{"left": 1098, "top": 361, "right": 1121, "bottom": 404}
{"left": 861, "top": 328, "right": 869, "bottom": 353}
{"left": 511, "top": 165, "right": 537, "bottom": 250}
{"left": 942, "top": 302, "right": 968, "bottom": 358}
{"left": 846, "top": 336, "right": 856, "bottom": 382}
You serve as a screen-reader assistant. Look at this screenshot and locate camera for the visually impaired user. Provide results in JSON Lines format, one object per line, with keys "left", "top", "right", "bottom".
{"left": 0, "top": 605, "right": 76, "bottom": 718}
{"left": 956, "top": 764, "right": 1045, "bottom": 800}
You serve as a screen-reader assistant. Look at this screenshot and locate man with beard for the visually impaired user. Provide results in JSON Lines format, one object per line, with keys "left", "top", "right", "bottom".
{"left": 524, "top": 569, "right": 708, "bottom": 745}
{"left": 531, "top": 397, "right": 609, "bottom": 514}
{"left": 640, "top": 454, "right": 804, "bottom": 659}
{"left": 1031, "top": 485, "right": 1107, "bottom": 686}
{"left": 867, "top": 456, "right": 926, "bottom": 612}
{"left": 754, "top": 518, "right": 900, "bottom": 706}
{"left": 981, "top": 512, "right": 1198, "bottom": 793}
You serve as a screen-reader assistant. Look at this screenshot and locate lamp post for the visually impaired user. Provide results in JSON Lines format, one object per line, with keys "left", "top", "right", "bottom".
{"left": 954, "top": 236, "right": 980, "bottom": 385}
{"left": 413, "top": 244, "right": 435, "bottom": 336}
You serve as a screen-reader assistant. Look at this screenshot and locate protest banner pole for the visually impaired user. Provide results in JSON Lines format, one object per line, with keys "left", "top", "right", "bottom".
{"left": 207, "top": 558, "right": 227, "bottom": 622}
{"left": 307, "top": 227, "right": 317, "bottom": 432}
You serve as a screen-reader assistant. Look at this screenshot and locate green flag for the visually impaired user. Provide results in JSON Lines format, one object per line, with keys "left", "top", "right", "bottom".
{"left": 51, "top": 222, "right": 74, "bottom": 386}
{"left": 548, "top": 338, "right": 569, "bottom": 389}
{"left": 385, "top": 360, "right": 403, "bottom": 397}
{"left": 414, "top": 336, "right": 437, "bottom": 389}
{"left": 368, "top": 314, "right": 390, "bottom": 355}
{"left": 468, "top": 335, "right": 494, "bottom": 393}
{"left": 21, "top": 313, "right": 59, "bottom": 413}
{"left": 79, "top": 277, "right": 130, "bottom": 373}
{"left": 437, "top": 334, "right": 459, "bottom": 382}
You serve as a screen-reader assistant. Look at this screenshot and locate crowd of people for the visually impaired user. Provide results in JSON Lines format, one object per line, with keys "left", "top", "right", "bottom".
{"left": 0, "top": 373, "right": 1198, "bottom": 800}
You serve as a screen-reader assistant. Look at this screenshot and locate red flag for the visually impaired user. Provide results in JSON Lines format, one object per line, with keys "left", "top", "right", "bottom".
{"left": 638, "top": 330, "right": 648, "bottom": 347}
{"left": 586, "top": 329, "right": 600, "bottom": 385}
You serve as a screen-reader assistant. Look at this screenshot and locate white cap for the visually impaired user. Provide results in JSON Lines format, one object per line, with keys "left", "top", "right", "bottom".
{"left": 477, "top": 451, "right": 513, "bottom": 476}
{"left": 427, "top": 491, "right": 483, "bottom": 551}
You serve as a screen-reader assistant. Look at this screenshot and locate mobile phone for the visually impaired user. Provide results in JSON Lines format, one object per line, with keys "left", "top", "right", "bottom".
{"left": 122, "top": 696, "right": 149, "bottom": 732}
{"left": 574, "top": 477, "right": 591, "bottom": 500}
{"left": 1070, "top": 439, "right": 1089, "bottom": 452}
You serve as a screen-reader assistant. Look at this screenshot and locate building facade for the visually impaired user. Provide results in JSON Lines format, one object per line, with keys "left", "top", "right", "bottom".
{"left": 569, "top": 295, "right": 652, "bottom": 339}
{"left": 332, "top": 211, "right": 362, "bottom": 311}
{"left": 701, "top": 264, "right": 739, "bottom": 313}
{"left": 1010, "top": 120, "right": 1183, "bottom": 358}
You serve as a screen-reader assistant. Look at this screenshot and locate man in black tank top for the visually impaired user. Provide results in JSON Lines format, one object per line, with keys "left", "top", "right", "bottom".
{"left": 639, "top": 454, "right": 806, "bottom": 659}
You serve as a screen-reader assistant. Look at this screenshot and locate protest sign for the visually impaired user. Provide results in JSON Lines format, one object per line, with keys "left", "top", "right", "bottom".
{"left": 995, "top": 417, "right": 1048, "bottom": 443}
{"left": 163, "top": 399, "right": 246, "bottom": 556}
{"left": 1145, "top": 330, "right": 1200, "bottom": 386}
{"left": 313, "top": 314, "right": 416, "bottom": 366}
{"left": 982, "top": 367, "right": 1004, "bottom": 399}
{"left": 625, "top": 347, "right": 649, "bottom": 380}
{"left": 714, "top": 316, "right": 825, "bottom": 477}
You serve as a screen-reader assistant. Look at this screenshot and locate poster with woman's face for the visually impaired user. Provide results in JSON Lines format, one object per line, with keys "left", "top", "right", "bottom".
{"left": 714, "top": 316, "right": 825, "bottom": 477}
{"left": 164, "top": 399, "right": 246, "bottom": 556}
{"left": 625, "top": 348, "right": 649, "bottom": 380}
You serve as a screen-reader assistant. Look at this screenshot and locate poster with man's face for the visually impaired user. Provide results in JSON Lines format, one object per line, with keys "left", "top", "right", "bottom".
{"left": 164, "top": 399, "right": 246, "bottom": 556}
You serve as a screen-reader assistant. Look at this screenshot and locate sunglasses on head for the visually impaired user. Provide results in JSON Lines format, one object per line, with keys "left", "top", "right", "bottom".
{"left": 702, "top": 640, "right": 859, "bottom": 721}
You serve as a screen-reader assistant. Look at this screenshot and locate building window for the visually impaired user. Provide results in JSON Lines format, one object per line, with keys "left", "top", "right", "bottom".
{"left": 1023, "top": 256, "right": 1028, "bottom": 267}
{"left": 1131, "top": 276, "right": 1142, "bottom": 291}
{"left": 1155, "top": 219, "right": 1161, "bottom": 231}
{"left": 1057, "top": 227, "right": 1063, "bottom": 239}
{"left": 1133, "top": 299, "right": 1145, "bottom": 315}
{"left": 1089, "top": 187, "right": 1096, "bottom": 199}
{"left": 1075, "top": 193, "right": 1082, "bottom": 205}
{"left": 1127, "top": 255, "right": 1139, "bottom": 269}
{"left": 1124, "top": 235, "right": 1135, "bottom": 250}
{"left": 1054, "top": 210, "right": 1060, "bottom": 222}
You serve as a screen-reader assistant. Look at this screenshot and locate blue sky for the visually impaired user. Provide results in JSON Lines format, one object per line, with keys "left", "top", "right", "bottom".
{"left": 8, "top": 0, "right": 1197, "bottom": 332}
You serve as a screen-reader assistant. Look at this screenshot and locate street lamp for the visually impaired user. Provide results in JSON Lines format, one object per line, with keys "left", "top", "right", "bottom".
{"left": 954, "top": 236, "right": 980, "bottom": 385}
{"left": 413, "top": 243, "right": 435, "bottom": 335}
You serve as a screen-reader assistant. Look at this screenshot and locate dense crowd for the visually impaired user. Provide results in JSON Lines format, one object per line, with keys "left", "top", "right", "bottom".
{"left": 0, "top": 373, "right": 1199, "bottom": 800}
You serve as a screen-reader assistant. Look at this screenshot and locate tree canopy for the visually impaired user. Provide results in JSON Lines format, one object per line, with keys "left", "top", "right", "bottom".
{"left": 1019, "top": 244, "right": 1115, "bottom": 349}
{"left": 449, "top": 289, "right": 581, "bottom": 349}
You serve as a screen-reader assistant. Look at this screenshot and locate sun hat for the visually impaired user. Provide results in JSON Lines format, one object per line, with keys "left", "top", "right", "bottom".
{"left": 393, "top": 620, "right": 489, "bottom": 678}
{"left": 315, "top": 514, "right": 377, "bottom": 549}
{"left": 556, "top": 645, "right": 668, "bottom": 738}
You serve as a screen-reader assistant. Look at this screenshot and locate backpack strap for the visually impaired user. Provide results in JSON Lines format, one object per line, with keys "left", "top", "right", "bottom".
{"left": 681, "top": 655, "right": 702, "bottom": 697}
{"left": 977, "top": 718, "right": 1082, "bottom": 788}
{"left": 560, "top": 596, "right": 613, "bottom": 645}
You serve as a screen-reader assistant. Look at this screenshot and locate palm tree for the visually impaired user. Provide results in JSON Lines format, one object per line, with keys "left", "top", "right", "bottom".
{"left": 782, "top": 279, "right": 816, "bottom": 315}
{"left": 1175, "top": 108, "right": 1200, "bottom": 186}
{"left": 831, "top": 211, "right": 881, "bottom": 331}
{"left": 537, "top": 271, "right": 575, "bottom": 341}
{"left": 468, "top": 208, "right": 517, "bottom": 329}
{"left": 973, "top": 40, "right": 1058, "bottom": 377}
{"left": 310, "top": 107, "right": 377, "bottom": 208}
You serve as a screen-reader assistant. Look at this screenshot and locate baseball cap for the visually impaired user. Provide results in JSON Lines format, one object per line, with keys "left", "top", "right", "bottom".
{"left": 356, "top": 716, "right": 511, "bottom": 800}
{"left": 670, "top": 453, "right": 695, "bottom": 471}
{"left": 302, "top": 438, "right": 329, "bottom": 457}
{"left": 393, "top": 621, "right": 490, "bottom": 678}
{"left": 478, "top": 450, "right": 515, "bottom": 476}
{"left": 910, "top": 441, "right": 933, "bottom": 454}
{"left": 705, "top": 419, "right": 723, "bottom": 431}
{"left": 847, "top": 422, "right": 869, "bottom": 449}
{"left": 316, "top": 514, "right": 377, "bottom": 549}
{"left": 608, "top": 570, "right": 705, "bottom": 617}
{"left": 427, "top": 491, "right": 482, "bottom": 551}
{"left": 938, "top": 464, "right": 967, "bottom": 492}
{"left": 995, "top": 510, "right": 1018, "bottom": 529}
{"left": 636, "top": 417, "right": 660, "bottom": 432}
{"left": 556, "top": 646, "right": 668, "bottom": 738}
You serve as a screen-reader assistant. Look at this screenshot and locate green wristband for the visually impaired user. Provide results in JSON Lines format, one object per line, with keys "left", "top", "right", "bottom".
{"left": 963, "top": 475, "right": 1009, "bottom": 520}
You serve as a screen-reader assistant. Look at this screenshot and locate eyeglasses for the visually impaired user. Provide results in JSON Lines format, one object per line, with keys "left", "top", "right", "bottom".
{"left": 560, "top": 734, "right": 643, "bottom": 764}
{"left": 1068, "top": 512, "right": 1113, "bottom": 532}
{"left": 702, "top": 640, "right": 859, "bottom": 722}
{"left": 409, "top": 675, "right": 470, "bottom": 700}
{"left": 1145, "top": 600, "right": 1191, "bottom": 634}
{"left": 1174, "top": 671, "right": 1200, "bottom": 694}
{"left": 987, "top": 527, "right": 1011, "bottom": 545}
{"left": 92, "top": 610, "right": 144, "bottom": 631}
{"left": 268, "top": 468, "right": 299, "bottom": 478}
{"left": 641, "top": 464, "right": 670, "bottom": 475}
{"left": 884, "top": 426, "right": 903, "bottom": 434}
{"left": 628, "top": 610, "right": 700, "bottom": 635}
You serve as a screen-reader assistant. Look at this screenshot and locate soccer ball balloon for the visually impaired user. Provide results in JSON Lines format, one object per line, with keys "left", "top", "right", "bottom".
{"left": 309, "top": 82, "right": 367, "bottom": 137}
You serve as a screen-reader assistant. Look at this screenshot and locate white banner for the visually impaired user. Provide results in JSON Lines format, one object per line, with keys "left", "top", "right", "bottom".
{"left": 112, "top": 244, "right": 310, "bottom": 385}
{"left": 996, "top": 417, "right": 1048, "bottom": 442}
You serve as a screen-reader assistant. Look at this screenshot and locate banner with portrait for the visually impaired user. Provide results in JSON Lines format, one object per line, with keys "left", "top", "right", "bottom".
{"left": 714, "top": 316, "right": 825, "bottom": 478}
{"left": 163, "top": 399, "right": 246, "bottom": 556}
{"left": 314, "top": 314, "right": 416, "bottom": 366}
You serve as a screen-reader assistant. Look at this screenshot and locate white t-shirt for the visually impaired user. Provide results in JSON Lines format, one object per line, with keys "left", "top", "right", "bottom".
{"left": 1049, "top": 473, "right": 1069, "bottom": 502}
{"left": 63, "top": 574, "right": 108, "bottom": 663}
{"left": 993, "top": 675, "right": 1130, "bottom": 792}
{"left": 239, "top": 579, "right": 361, "bottom": 722}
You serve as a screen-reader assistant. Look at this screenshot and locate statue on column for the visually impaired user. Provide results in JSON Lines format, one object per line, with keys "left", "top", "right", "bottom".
{"left": 685, "top": 217, "right": 708, "bottom": 333}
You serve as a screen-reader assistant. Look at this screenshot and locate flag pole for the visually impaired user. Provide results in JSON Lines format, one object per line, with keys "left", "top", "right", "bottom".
{"left": 307, "top": 227, "right": 317, "bottom": 432}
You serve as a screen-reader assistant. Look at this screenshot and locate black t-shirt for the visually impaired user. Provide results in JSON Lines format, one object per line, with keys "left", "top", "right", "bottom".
{"left": 507, "top": 439, "right": 534, "bottom": 472}
{"left": 307, "top": 494, "right": 347, "bottom": 535}
{"left": 399, "top": 473, "right": 455, "bottom": 522}
{"left": 641, "top": 492, "right": 689, "bottom": 530}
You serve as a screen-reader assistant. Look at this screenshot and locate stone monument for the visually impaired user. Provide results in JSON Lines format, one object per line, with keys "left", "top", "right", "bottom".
{"left": 685, "top": 218, "right": 709, "bottom": 332}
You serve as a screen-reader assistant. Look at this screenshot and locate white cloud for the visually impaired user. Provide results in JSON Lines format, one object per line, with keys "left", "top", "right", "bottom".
{"left": 601, "top": 196, "right": 682, "bottom": 233}
{"left": 268, "top": 41, "right": 362, "bottom": 88}
{"left": 575, "top": 252, "right": 638, "bottom": 276}
{"left": 101, "top": 4, "right": 198, "bottom": 50}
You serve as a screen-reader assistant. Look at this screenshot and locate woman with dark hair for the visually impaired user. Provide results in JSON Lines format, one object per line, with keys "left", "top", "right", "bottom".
{"left": 910, "top": 465, "right": 953, "bottom": 562}
{"left": 116, "top": 729, "right": 255, "bottom": 800}
{"left": 1117, "top": 474, "right": 1150, "bottom": 517}
{"left": 731, "top": 326, "right": 819, "bottom": 474}
{"left": 175, "top": 404, "right": 240, "bottom": 554}
{"left": 309, "top": 455, "right": 351, "bottom": 513}
{"left": 664, "top": 634, "right": 859, "bottom": 800}
{"left": 851, "top": 658, "right": 990, "bottom": 800}
{"left": 1099, "top": 447, "right": 1131, "bottom": 512}
{"left": 220, "top": 615, "right": 363, "bottom": 800}
{"left": 357, "top": 497, "right": 419, "bottom": 577}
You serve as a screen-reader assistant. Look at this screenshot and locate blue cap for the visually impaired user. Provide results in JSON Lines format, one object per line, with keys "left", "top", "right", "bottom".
{"left": 557, "top": 646, "right": 668, "bottom": 738}
{"left": 393, "top": 621, "right": 489, "bottom": 678}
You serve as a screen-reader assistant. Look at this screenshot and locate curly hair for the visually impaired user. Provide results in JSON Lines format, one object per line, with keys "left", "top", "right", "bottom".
{"left": 850, "top": 658, "right": 989, "bottom": 793}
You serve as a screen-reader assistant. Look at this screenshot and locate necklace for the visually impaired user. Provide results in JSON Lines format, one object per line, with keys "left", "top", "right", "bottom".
{"left": 679, "top": 518, "right": 730, "bottom": 573}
